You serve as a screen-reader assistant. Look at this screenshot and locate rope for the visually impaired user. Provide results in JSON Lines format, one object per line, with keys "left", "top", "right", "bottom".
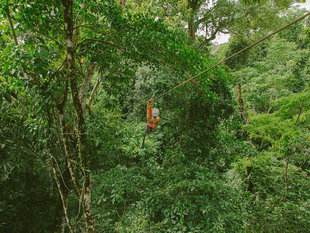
{"left": 157, "top": 11, "right": 310, "bottom": 99}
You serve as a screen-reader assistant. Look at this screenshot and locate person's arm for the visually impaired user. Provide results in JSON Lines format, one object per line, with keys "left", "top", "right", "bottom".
{"left": 146, "top": 99, "right": 154, "bottom": 121}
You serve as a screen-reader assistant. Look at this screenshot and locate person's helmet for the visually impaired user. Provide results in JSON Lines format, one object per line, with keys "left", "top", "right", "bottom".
{"left": 152, "top": 108, "right": 160, "bottom": 117}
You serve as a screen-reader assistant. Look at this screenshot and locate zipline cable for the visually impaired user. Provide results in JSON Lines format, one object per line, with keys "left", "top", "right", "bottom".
{"left": 157, "top": 11, "right": 310, "bottom": 99}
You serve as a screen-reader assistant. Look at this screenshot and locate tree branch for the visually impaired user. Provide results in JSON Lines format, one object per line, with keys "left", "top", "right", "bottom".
{"left": 45, "top": 58, "right": 67, "bottom": 87}
{"left": 79, "top": 63, "right": 96, "bottom": 111}
{"left": 199, "top": 27, "right": 221, "bottom": 48}
{"left": 6, "top": 7, "right": 41, "bottom": 84}
{"left": 6, "top": 8, "right": 18, "bottom": 45}
{"left": 87, "top": 76, "right": 102, "bottom": 108}
{"left": 49, "top": 152, "right": 74, "bottom": 233}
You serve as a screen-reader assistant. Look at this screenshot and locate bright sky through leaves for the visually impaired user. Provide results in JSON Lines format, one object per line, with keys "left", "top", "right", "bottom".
{"left": 214, "top": 0, "right": 310, "bottom": 44}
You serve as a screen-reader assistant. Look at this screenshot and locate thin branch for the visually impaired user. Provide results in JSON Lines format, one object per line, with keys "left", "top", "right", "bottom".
{"left": 79, "top": 63, "right": 96, "bottom": 111}
{"left": 195, "top": 5, "right": 216, "bottom": 25}
{"left": 45, "top": 58, "right": 67, "bottom": 87}
{"left": 87, "top": 76, "right": 102, "bottom": 108}
{"left": 49, "top": 152, "right": 74, "bottom": 233}
{"left": 52, "top": 108, "right": 66, "bottom": 156}
{"left": 50, "top": 154, "right": 72, "bottom": 193}
{"left": 6, "top": 8, "right": 18, "bottom": 45}
{"left": 6, "top": 7, "right": 41, "bottom": 84}
{"left": 199, "top": 27, "right": 221, "bottom": 48}
{"left": 219, "top": 29, "right": 231, "bottom": 35}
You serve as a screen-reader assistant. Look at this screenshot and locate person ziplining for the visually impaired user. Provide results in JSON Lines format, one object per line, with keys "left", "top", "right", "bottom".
{"left": 141, "top": 99, "right": 160, "bottom": 148}
{"left": 140, "top": 11, "right": 310, "bottom": 148}
{"left": 146, "top": 98, "right": 160, "bottom": 131}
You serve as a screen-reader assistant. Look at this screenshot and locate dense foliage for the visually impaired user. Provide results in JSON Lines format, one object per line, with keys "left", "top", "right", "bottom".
{"left": 1, "top": 0, "right": 309, "bottom": 232}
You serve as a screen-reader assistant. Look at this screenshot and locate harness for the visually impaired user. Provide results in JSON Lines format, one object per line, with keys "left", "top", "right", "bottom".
{"left": 147, "top": 122, "right": 157, "bottom": 128}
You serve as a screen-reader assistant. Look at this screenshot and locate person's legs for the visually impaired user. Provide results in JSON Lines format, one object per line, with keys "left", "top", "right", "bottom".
{"left": 145, "top": 124, "right": 152, "bottom": 132}
{"left": 154, "top": 117, "right": 160, "bottom": 124}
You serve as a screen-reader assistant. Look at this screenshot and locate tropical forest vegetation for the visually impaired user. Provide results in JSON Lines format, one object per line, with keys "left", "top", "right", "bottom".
{"left": 0, "top": 0, "right": 309, "bottom": 232}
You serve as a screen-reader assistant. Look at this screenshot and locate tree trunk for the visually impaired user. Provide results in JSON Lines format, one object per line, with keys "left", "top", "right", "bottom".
{"left": 5, "top": 7, "right": 18, "bottom": 45}
{"left": 61, "top": 0, "right": 95, "bottom": 231}
{"left": 187, "top": 0, "right": 198, "bottom": 41}
{"left": 188, "top": 19, "right": 196, "bottom": 41}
